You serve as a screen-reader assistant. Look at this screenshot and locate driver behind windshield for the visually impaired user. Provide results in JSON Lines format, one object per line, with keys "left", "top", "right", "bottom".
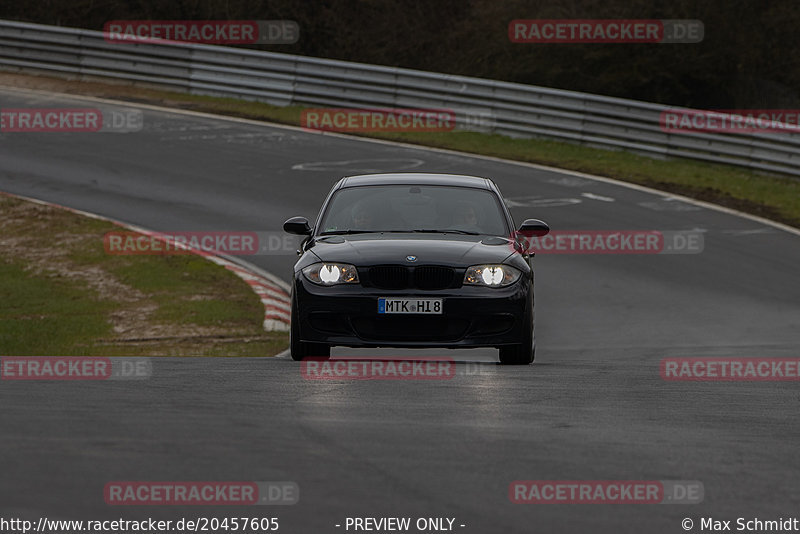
{"left": 451, "top": 200, "right": 481, "bottom": 232}
{"left": 350, "top": 203, "right": 375, "bottom": 230}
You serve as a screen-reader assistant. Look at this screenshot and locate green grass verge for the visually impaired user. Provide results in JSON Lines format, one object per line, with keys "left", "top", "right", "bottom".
{"left": 0, "top": 261, "right": 115, "bottom": 355}
{"left": 0, "top": 195, "right": 287, "bottom": 356}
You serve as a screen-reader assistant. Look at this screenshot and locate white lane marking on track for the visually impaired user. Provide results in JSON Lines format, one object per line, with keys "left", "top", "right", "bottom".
{"left": 722, "top": 228, "right": 776, "bottom": 235}
{"left": 581, "top": 192, "right": 615, "bottom": 202}
{"left": 504, "top": 196, "right": 582, "bottom": 208}
{"left": 2, "top": 85, "right": 797, "bottom": 238}
{"left": 638, "top": 199, "right": 701, "bottom": 211}
{"left": 544, "top": 176, "right": 593, "bottom": 187}
{"left": 292, "top": 159, "right": 425, "bottom": 172}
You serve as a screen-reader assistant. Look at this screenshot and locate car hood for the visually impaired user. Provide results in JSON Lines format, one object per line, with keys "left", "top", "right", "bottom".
{"left": 308, "top": 234, "right": 515, "bottom": 266}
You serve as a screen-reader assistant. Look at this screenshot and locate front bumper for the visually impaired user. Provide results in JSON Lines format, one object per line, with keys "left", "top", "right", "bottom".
{"left": 292, "top": 275, "right": 532, "bottom": 348}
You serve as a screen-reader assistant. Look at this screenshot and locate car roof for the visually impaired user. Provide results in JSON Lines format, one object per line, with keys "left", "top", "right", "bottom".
{"left": 338, "top": 173, "right": 493, "bottom": 189}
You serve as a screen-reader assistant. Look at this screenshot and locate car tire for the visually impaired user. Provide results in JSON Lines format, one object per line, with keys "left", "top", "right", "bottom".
{"left": 290, "top": 294, "right": 330, "bottom": 361}
{"left": 498, "top": 307, "right": 535, "bottom": 365}
{"left": 498, "top": 341, "right": 534, "bottom": 365}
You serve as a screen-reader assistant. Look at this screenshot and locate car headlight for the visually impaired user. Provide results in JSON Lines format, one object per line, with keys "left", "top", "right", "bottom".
{"left": 464, "top": 264, "right": 521, "bottom": 287}
{"left": 302, "top": 262, "right": 360, "bottom": 286}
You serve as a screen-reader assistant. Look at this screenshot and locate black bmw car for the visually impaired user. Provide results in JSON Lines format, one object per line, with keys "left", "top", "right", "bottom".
{"left": 283, "top": 173, "right": 549, "bottom": 365}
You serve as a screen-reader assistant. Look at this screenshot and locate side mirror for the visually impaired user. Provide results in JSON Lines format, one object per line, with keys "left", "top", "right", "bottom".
{"left": 283, "top": 216, "right": 312, "bottom": 235}
{"left": 517, "top": 218, "right": 550, "bottom": 237}
{"left": 514, "top": 219, "right": 549, "bottom": 256}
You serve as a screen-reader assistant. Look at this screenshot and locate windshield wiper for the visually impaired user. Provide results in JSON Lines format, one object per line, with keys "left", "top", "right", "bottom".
{"left": 411, "top": 229, "right": 482, "bottom": 235}
{"left": 318, "top": 230, "right": 384, "bottom": 235}
{"left": 318, "top": 230, "right": 413, "bottom": 236}
{"left": 320, "top": 229, "right": 483, "bottom": 236}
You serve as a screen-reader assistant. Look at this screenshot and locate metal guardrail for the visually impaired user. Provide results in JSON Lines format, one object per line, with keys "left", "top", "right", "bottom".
{"left": 2, "top": 19, "right": 800, "bottom": 177}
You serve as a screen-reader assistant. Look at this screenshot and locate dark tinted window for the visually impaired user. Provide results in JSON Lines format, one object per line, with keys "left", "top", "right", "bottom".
{"left": 319, "top": 185, "right": 508, "bottom": 235}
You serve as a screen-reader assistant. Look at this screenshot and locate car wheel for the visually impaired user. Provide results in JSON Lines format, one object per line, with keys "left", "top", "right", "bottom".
{"left": 290, "top": 295, "right": 330, "bottom": 361}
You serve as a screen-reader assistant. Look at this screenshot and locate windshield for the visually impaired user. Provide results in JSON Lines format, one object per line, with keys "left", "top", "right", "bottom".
{"left": 318, "top": 185, "right": 509, "bottom": 236}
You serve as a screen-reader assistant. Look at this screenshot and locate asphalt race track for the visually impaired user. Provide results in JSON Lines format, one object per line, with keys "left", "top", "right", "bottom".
{"left": 1, "top": 87, "right": 799, "bottom": 533}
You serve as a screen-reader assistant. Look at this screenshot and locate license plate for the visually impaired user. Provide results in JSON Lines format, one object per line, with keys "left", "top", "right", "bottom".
{"left": 378, "top": 298, "right": 442, "bottom": 314}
